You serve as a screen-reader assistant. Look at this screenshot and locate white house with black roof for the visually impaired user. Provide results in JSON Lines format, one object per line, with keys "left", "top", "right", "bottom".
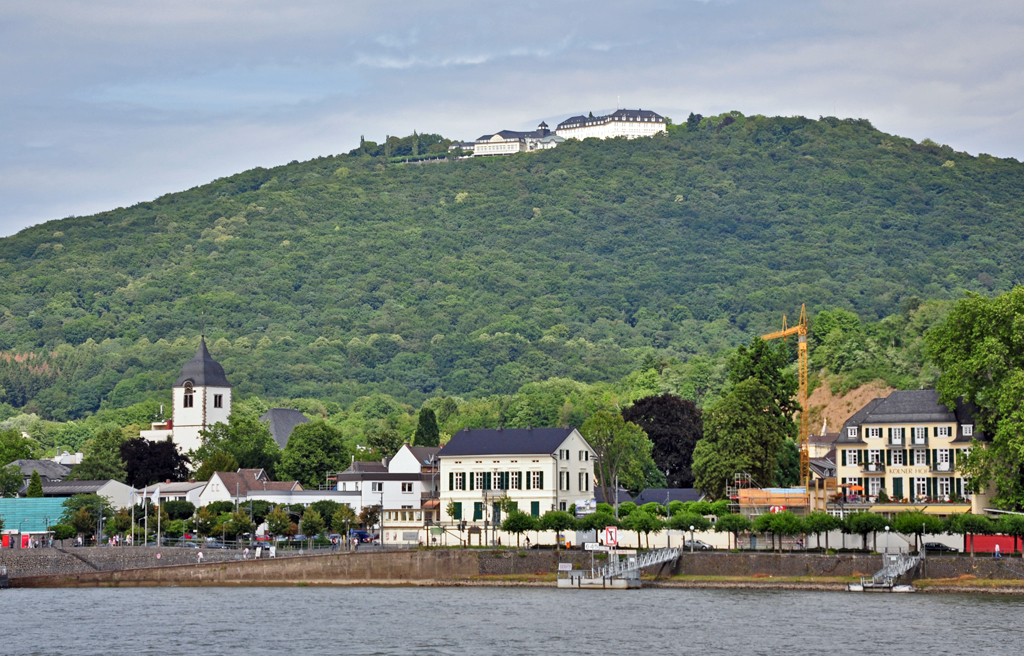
{"left": 473, "top": 122, "right": 564, "bottom": 156}
{"left": 556, "top": 109, "right": 667, "bottom": 140}
{"left": 834, "top": 389, "right": 984, "bottom": 510}
{"left": 437, "top": 427, "right": 596, "bottom": 538}
{"left": 140, "top": 336, "right": 232, "bottom": 455}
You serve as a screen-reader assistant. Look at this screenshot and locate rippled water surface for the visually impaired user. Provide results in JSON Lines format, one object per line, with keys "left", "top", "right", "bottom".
{"left": 3, "top": 586, "right": 1023, "bottom": 655}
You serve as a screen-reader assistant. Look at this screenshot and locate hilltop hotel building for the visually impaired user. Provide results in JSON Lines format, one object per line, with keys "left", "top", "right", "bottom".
{"left": 468, "top": 109, "right": 667, "bottom": 157}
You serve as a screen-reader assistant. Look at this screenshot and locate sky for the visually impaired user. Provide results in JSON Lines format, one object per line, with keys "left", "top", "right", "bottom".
{"left": 2, "top": 0, "right": 1023, "bottom": 237}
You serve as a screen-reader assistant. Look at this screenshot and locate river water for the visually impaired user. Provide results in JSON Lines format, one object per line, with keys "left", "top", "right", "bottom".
{"left": 3, "top": 586, "right": 1022, "bottom": 655}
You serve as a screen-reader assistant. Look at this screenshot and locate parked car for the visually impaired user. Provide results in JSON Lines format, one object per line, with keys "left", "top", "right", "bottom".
{"left": 923, "top": 542, "right": 958, "bottom": 553}
{"left": 683, "top": 539, "right": 715, "bottom": 551}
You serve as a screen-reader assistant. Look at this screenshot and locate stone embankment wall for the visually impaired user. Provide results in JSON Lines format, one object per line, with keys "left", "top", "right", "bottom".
{"left": 12, "top": 549, "right": 479, "bottom": 587}
{"left": 11, "top": 548, "right": 1024, "bottom": 588}
{"left": 0, "top": 546, "right": 246, "bottom": 578}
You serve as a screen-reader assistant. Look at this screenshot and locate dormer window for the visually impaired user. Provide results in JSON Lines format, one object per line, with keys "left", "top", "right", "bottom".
{"left": 963, "top": 425, "right": 974, "bottom": 437}
{"left": 847, "top": 427, "right": 858, "bottom": 438}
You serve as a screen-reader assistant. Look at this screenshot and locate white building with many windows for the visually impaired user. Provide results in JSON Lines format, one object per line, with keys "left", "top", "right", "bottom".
{"left": 437, "top": 427, "right": 596, "bottom": 540}
{"left": 473, "top": 122, "right": 564, "bottom": 156}
{"left": 556, "top": 109, "right": 667, "bottom": 140}
{"left": 140, "top": 336, "right": 232, "bottom": 455}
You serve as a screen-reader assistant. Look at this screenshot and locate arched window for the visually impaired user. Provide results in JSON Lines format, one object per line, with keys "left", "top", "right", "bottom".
{"left": 183, "top": 383, "right": 194, "bottom": 408}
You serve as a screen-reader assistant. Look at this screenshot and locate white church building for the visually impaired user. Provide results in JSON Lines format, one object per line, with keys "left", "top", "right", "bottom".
{"left": 140, "top": 337, "right": 232, "bottom": 454}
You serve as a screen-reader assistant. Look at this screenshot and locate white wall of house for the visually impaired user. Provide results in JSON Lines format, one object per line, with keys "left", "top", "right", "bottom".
{"left": 439, "top": 430, "right": 595, "bottom": 526}
{"left": 171, "top": 384, "right": 231, "bottom": 454}
{"left": 196, "top": 473, "right": 234, "bottom": 506}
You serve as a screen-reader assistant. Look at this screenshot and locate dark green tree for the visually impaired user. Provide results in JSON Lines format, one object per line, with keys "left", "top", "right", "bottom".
{"left": 729, "top": 338, "right": 799, "bottom": 441}
{"left": 693, "top": 378, "right": 788, "bottom": 497}
{"left": 26, "top": 469, "right": 43, "bottom": 497}
{"left": 714, "top": 513, "right": 752, "bottom": 550}
{"left": 0, "top": 428, "right": 35, "bottom": 466}
{"left": 622, "top": 393, "right": 702, "bottom": 487}
{"left": 621, "top": 509, "right": 662, "bottom": 549}
{"left": 501, "top": 511, "right": 538, "bottom": 547}
{"left": 68, "top": 428, "right": 128, "bottom": 482}
{"left": 194, "top": 451, "right": 239, "bottom": 482}
{"left": 121, "top": 437, "right": 190, "bottom": 488}
{"left": 773, "top": 439, "right": 801, "bottom": 487}
{"left": 927, "top": 288, "right": 1024, "bottom": 509}
{"left": 802, "top": 510, "right": 842, "bottom": 551}
{"left": 278, "top": 421, "right": 350, "bottom": 489}
{"left": 413, "top": 408, "right": 440, "bottom": 447}
{"left": 0, "top": 465, "right": 22, "bottom": 498}
{"left": 538, "top": 511, "right": 577, "bottom": 550}
{"left": 194, "top": 414, "right": 280, "bottom": 478}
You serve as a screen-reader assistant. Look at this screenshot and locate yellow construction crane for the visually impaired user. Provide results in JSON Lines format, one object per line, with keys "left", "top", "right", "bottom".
{"left": 761, "top": 304, "right": 809, "bottom": 491}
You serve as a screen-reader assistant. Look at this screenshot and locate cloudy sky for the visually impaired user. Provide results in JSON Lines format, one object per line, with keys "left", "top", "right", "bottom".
{"left": 2, "top": 0, "right": 1022, "bottom": 237}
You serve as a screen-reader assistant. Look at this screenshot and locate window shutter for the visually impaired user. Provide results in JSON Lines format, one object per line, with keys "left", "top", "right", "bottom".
{"left": 449, "top": 472, "right": 454, "bottom": 490}
{"left": 903, "top": 449, "right": 908, "bottom": 466}
{"left": 526, "top": 472, "right": 530, "bottom": 490}
{"left": 586, "top": 473, "right": 590, "bottom": 491}
{"left": 932, "top": 449, "right": 937, "bottom": 466}
{"left": 539, "top": 471, "right": 544, "bottom": 489}
{"left": 453, "top": 502, "right": 462, "bottom": 520}
{"left": 886, "top": 450, "right": 892, "bottom": 466}
{"left": 469, "top": 472, "right": 474, "bottom": 490}
{"left": 460, "top": 472, "right": 466, "bottom": 490}
{"left": 956, "top": 478, "right": 962, "bottom": 497}
{"left": 893, "top": 477, "right": 903, "bottom": 499}
{"left": 842, "top": 450, "right": 847, "bottom": 466}
{"left": 484, "top": 472, "right": 491, "bottom": 489}
{"left": 926, "top": 478, "right": 933, "bottom": 498}
{"left": 925, "top": 450, "right": 931, "bottom": 466}
{"left": 888, "top": 428, "right": 892, "bottom": 443}
{"left": 519, "top": 472, "right": 524, "bottom": 490}
{"left": 857, "top": 477, "right": 863, "bottom": 489}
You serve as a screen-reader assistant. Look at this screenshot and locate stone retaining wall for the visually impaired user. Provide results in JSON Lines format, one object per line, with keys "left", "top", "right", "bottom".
{"left": 0, "top": 546, "right": 246, "bottom": 578}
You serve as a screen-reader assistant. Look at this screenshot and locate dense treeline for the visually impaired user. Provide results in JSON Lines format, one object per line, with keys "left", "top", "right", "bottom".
{"left": 1, "top": 112, "right": 1021, "bottom": 423}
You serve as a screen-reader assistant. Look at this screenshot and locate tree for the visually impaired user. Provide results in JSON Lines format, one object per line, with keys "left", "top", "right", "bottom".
{"left": 892, "top": 511, "right": 944, "bottom": 553}
{"left": 803, "top": 511, "right": 841, "bottom": 551}
{"left": 621, "top": 509, "right": 662, "bottom": 549}
{"left": 774, "top": 439, "right": 801, "bottom": 487}
{"left": 359, "top": 504, "right": 381, "bottom": 530}
{"left": 669, "top": 512, "right": 711, "bottom": 533}
{"left": 224, "top": 511, "right": 256, "bottom": 542}
{"left": 769, "top": 511, "right": 804, "bottom": 551}
{"left": 621, "top": 393, "right": 702, "bottom": 487}
{"left": 686, "top": 112, "right": 702, "bottom": 130}
{"left": 265, "top": 506, "right": 291, "bottom": 539}
{"left": 539, "top": 511, "right": 577, "bottom": 550}
{"left": 714, "top": 513, "right": 752, "bottom": 550}
{"left": 26, "top": 470, "right": 43, "bottom": 497}
{"left": 109, "top": 508, "right": 132, "bottom": 537}
{"left": 692, "top": 378, "right": 788, "bottom": 498}
{"left": 576, "top": 512, "right": 619, "bottom": 535}
{"left": 640, "top": 502, "right": 666, "bottom": 518}
{"left": 300, "top": 508, "right": 326, "bottom": 545}
{"left": 0, "top": 464, "right": 22, "bottom": 498}
{"left": 194, "top": 451, "right": 239, "bottom": 482}
{"left": 847, "top": 512, "right": 888, "bottom": 552}
{"left": 501, "top": 511, "right": 537, "bottom": 547}
{"left": 413, "top": 408, "right": 440, "bottom": 447}
{"left": 927, "top": 288, "right": 1024, "bottom": 509}
{"left": 728, "top": 337, "right": 799, "bottom": 441}
{"left": 162, "top": 500, "right": 195, "bottom": 521}
{"left": 278, "top": 421, "right": 350, "bottom": 489}
{"left": 581, "top": 411, "right": 655, "bottom": 504}
{"left": 193, "top": 414, "right": 281, "bottom": 478}
{"left": 332, "top": 505, "right": 358, "bottom": 540}
{"left": 68, "top": 428, "right": 128, "bottom": 482}
{"left": 948, "top": 513, "right": 993, "bottom": 557}
{"left": 59, "top": 493, "right": 113, "bottom": 528}
{"left": 50, "top": 523, "right": 76, "bottom": 546}
{"left": 120, "top": 437, "right": 190, "bottom": 488}
{"left": 70, "top": 507, "right": 96, "bottom": 538}
{"left": 366, "top": 425, "right": 404, "bottom": 459}
{"left": 997, "top": 514, "right": 1024, "bottom": 556}
{"left": 0, "top": 427, "right": 35, "bottom": 466}
{"left": 193, "top": 506, "right": 216, "bottom": 538}
{"left": 309, "top": 500, "right": 341, "bottom": 530}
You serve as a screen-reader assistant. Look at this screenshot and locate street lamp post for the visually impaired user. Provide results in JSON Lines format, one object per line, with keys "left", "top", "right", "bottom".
{"left": 665, "top": 474, "right": 671, "bottom": 549}
{"left": 690, "top": 525, "right": 695, "bottom": 553}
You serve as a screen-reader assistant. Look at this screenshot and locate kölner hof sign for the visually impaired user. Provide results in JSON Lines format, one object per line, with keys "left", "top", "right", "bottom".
{"left": 885, "top": 466, "right": 933, "bottom": 476}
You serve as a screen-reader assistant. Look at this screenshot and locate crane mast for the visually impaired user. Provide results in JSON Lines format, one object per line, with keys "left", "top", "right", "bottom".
{"left": 761, "top": 304, "right": 809, "bottom": 492}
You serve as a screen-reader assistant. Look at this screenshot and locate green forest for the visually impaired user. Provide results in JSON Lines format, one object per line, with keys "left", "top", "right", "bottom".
{"left": 1, "top": 112, "right": 1021, "bottom": 449}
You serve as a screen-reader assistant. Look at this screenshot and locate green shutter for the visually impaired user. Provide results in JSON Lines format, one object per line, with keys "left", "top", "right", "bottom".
{"left": 926, "top": 478, "right": 933, "bottom": 498}
{"left": 842, "top": 450, "right": 847, "bottom": 466}
{"left": 893, "top": 477, "right": 903, "bottom": 499}
{"left": 449, "top": 472, "right": 454, "bottom": 491}
{"left": 886, "top": 450, "right": 892, "bottom": 466}
{"left": 460, "top": 472, "right": 466, "bottom": 490}
{"left": 932, "top": 449, "right": 937, "bottom": 466}
{"left": 538, "top": 471, "right": 544, "bottom": 490}
{"left": 531, "top": 501, "right": 540, "bottom": 518}
{"left": 484, "top": 472, "right": 491, "bottom": 489}
{"left": 888, "top": 427, "right": 892, "bottom": 443}
{"left": 473, "top": 502, "right": 483, "bottom": 521}
{"left": 526, "top": 472, "right": 531, "bottom": 490}
{"left": 469, "top": 472, "right": 474, "bottom": 490}
{"left": 956, "top": 478, "right": 962, "bottom": 497}
{"left": 453, "top": 502, "right": 462, "bottom": 520}
{"left": 857, "top": 477, "right": 863, "bottom": 490}
{"left": 925, "top": 449, "right": 931, "bottom": 466}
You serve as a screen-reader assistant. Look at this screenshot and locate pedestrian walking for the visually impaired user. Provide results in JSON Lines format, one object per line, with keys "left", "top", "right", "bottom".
{"left": 197, "top": 551, "right": 204, "bottom": 564}
{"left": 243, "top": 547, "right": 249, "bottom": 560}
{"left": 996, "top": 543, "right": 1002, "bottom": 559}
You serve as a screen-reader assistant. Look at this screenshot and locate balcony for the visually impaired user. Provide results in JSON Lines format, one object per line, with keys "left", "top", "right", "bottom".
{"left": 861, "top": 461, "right": 885, "bottom": 474}
{"left": 931, "top": 461, "right": 954, "bottom": 474}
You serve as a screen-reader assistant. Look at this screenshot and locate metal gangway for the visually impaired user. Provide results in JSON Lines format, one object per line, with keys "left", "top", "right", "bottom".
{"left": 852, "top": 553, "right": 919, "bottom": 591}
{"left": 559, "top": 548, "right": 682, "bottom": 589}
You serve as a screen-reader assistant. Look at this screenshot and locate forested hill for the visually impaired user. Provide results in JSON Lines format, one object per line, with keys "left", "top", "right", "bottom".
{"left": 1, "top": 113, "right": 1022, "bottom": 421}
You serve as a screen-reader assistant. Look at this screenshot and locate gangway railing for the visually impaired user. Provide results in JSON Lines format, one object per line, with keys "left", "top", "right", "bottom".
{"left": 861, "top": 553, "right": 919, "bottom": 589}
{"left": 593, "top": 547, "right": 682, "bottom": 581}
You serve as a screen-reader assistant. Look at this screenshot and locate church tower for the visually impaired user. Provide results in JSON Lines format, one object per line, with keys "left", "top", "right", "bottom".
{"left": 170, "top": 337, "right": 232, "bottom": 454}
